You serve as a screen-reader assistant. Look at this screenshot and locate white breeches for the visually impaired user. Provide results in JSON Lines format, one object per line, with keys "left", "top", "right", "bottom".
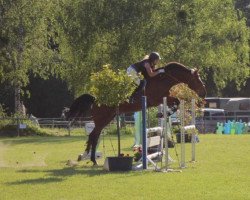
{"left": 127, "top": 65, "right": 140, "bottom": 86}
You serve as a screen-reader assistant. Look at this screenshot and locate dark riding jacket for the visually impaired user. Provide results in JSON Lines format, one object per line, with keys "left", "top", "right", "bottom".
{"left": 132, "top": 59, "right": 155, "bottom": 79}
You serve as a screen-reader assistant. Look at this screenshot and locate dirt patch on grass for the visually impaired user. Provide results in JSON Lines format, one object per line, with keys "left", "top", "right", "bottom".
{"left": 0, "top": 142, "right": 47, "bottom": 168}
{"left": 0, "top": 142, "right": 9, "bottom": 167}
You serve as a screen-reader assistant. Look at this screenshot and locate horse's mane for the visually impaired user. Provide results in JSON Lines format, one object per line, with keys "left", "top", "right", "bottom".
{"left": 142, "top": 62, "right": 193, "bottom": 82}
{"left": 152, "top": 62, "right": 191, "bottom": 80}
{"left": 163, "top": 62, "right": 191, "bottom": 73}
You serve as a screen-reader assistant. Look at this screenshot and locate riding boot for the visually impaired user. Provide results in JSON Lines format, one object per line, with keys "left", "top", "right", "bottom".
{"left": 129, "top": 80, "right": 147, "bottom": 103}
{"left": 141, "top": 79, "right": 147, "bottom": 96}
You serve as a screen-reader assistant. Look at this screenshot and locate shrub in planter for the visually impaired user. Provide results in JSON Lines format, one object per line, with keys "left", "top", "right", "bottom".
{"left": 173, "top": 124, "right": 199, "bottom": 143}
{"left": 176, "top": 133, "right": 192, "bottom": 143}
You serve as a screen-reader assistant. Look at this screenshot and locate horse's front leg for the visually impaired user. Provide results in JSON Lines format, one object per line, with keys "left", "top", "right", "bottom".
{"left": 167, "top": 96, "right": 180, "bottom": 107}
{"left": 167, "top": 96, "right": 180, "bottom": 112}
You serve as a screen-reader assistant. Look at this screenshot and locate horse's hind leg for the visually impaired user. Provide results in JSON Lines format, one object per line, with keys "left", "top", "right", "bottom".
{"left": 79, "top": 128, "right": 100, "bottom": 165}
{"left": 77, "top": 130, "right": 94, "bottom": 161}
{"left": 89, "top": 114, "right": 116, "bottom": 165}
{"left": 90, "top": 132, "right": 100, "bottom": 166}
{"left": 78, "top": 121, "right": 114, "bottom": 164}
{"left": 77, "top": 105, "right": 116, "bottom": 165}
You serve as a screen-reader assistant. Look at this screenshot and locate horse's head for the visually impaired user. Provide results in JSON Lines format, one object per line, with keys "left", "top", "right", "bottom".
{"left": 161, "top": 62, "right": 207, "bottom": 99}
{"left": 188, "top": 69, "right": 207, "bottom": 98}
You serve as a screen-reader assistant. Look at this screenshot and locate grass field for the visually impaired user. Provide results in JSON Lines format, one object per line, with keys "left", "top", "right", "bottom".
{"left": 0, "top": 134, "right": 250, "bottom": 200}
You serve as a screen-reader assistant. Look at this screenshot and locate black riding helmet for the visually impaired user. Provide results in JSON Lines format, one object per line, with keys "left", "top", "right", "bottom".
{"left": 149, "top": 52, "right": 161, "bottom": 62}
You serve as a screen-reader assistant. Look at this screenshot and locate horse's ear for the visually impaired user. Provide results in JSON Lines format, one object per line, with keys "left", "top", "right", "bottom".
{"left": 191, "top": 68, "right": 199, "bottom": 76}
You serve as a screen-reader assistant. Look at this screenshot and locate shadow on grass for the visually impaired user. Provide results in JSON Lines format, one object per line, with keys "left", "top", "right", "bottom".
{"left": 6, "top": 177, "right": 64, "bottom": 185}
{"left": 17, "top": 166, "right": 114, "bottom": 177}
{"left": 6, "top": 165, "right": 141, "bottom": 185}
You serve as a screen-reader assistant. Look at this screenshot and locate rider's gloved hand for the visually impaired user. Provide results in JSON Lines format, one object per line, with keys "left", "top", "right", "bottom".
{"left": 158, "top": 69, "right": 165, "bottom": 73}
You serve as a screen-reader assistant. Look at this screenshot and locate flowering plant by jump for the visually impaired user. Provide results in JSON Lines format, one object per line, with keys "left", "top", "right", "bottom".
{"left": 133, "top": 145, "right": 142, "bottom": 162}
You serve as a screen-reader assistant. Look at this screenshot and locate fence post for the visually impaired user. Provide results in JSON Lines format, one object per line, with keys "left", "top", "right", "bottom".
{"left": 68, "top": 122, "right": 71, "bottom": 136}
{"left": 116, "top": 112, "right": 121, "bottom": 157}
{"left": 17, "top": 117, "right": 20, "bottom": 137}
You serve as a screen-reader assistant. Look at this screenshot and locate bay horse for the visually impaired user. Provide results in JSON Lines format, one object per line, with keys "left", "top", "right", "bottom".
{"left": 65, "top": 62, "right": 206, "bottom": 165}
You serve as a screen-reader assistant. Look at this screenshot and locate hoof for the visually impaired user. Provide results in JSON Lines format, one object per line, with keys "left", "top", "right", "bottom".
{"left": 77, "top": 152, "right": 89, "bottom": 161}
{"left": 66, "top": 160, "right": 78, "bottom": 167}
{"left": 77, "top": 155, "right": 82, "bottom": 162}
{"left": 92, "top": 162, "right": 98, "bottom": 167}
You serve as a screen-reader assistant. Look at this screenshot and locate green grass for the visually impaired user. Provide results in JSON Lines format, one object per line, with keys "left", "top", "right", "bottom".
{"left": 0, "top": 134, "right": 250, "bottom": 200}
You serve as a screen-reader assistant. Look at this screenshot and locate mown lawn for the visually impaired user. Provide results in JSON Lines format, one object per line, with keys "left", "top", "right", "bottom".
{"left": 0, "top": 134, "right": 250, "bottom": 200}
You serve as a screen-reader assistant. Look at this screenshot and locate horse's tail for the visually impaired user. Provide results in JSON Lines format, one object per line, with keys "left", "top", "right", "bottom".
{"left": 66, "top": 94, "right": 95, "bottom": 120}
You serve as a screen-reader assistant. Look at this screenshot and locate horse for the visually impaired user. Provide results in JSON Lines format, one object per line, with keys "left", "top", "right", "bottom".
{"left": 64, "top": 62, "right": 206, "bottom": 165}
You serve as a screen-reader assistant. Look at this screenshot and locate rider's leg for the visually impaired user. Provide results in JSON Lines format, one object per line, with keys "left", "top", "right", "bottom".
{"left": 129, "top": 79, "right": 147, "bottom": 103}
{"left": 141, "top": 79, "right": 147, "bottom": 96}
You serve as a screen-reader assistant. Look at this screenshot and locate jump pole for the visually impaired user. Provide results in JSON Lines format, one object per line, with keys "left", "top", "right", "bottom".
{"left": 142, "top": 96, "right": 147, "bottom": 170}
{"left": 180, "top": 100, "right": 186, "bottom": 168}
{"left": 162, "top": 97, "right": 182, "bottom": 173}
{"left": 158, "top": 104, "right": 163, "bottom": 127}
{"left": 191, "top": 99, "right": 196, "bottom": 162}
{"left": 162, "top": 97, "right": 168, "bottom": 170}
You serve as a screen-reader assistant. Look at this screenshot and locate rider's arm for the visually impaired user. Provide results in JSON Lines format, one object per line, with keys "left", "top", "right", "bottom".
{"left": 144, "top": 62, "right": 161, "bottom": 77}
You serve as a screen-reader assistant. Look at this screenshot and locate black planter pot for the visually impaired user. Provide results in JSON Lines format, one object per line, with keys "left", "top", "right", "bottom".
{"left": 176, "top": 133, "right": 192, "bottom": 143}
{"left": 167, "top": 140, "right": 175, "bottom": 148}
{"left": 104, "top": 156, "right": 133, "bottom": 171}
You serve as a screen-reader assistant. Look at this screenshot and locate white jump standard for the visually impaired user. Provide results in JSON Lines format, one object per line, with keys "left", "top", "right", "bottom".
{"left": 137, "top": 96, "right": 197, "bottom": 171}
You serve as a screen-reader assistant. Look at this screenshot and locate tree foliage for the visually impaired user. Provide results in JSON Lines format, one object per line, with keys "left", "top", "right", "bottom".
{"left": 0, "top": 0, "right": 249, "bottom": 115}
{"left": 58, "top": 0, "right": 249, "bottom": 96}
{"left": 0, "top": 0, "right": 71, "bottom": 88}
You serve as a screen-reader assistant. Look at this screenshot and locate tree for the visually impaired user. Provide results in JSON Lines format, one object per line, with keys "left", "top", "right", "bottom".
{"left": 158, "top": 0, "right": 249, "bottom": 95}
{"left": 25, "top": 76, "right": 74, "bottom": 117}
{"left": 58, "top": 0, "right": 164, "bottom": 95}
{"left": 1, "top": 0, "right": 249, "bottom": 117}
{"left": 58, "top": 0, "right": 249, "bottom": 96}
{"left": 235, "top": 0, "right": 250, "bottom": 26}
{"left": 0, "top": 0, "right": 71, "bottom": 113}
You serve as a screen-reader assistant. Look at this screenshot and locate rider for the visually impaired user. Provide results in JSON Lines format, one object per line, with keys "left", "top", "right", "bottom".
{"left": 127, "top": 52, "right": 165, "bottom": 102}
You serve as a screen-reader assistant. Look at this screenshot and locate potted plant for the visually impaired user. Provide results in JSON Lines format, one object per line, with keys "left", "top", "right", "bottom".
{"left": 133, "top": 145, "right": 142, "bottom": 162}
{"left": 174, "top": 126, "right": 199, "bottom": 143}
{"left": 172, "top": 126, "right": 187, "bottom": 143}
{"left": 90, "top": 65, "right": 136, "bottom": 171}
{"left": 169, "top": 83, "right": 204, "bottom": 143}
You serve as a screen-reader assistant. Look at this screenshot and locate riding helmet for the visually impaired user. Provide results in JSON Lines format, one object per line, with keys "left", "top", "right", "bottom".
{"left": 149, "top": 52, "right": 161, "bottom": 62}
